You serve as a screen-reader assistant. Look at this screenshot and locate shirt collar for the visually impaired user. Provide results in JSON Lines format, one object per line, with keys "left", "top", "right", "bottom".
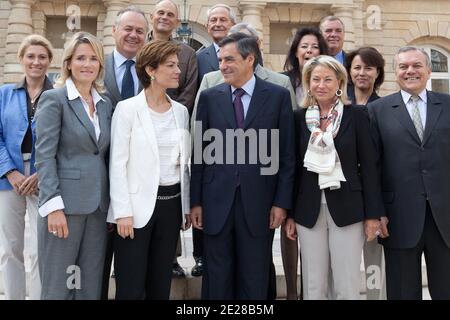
{"left": 213, "top": 43, "right": 220, "bottom": 56}
{"left": 334, "top": 50, "right": 345, "bottom": 64}
{"left": 14, "top": 76, "right": 53, "bottom": 90}
{"left": 113, "top": 49, "right": 136, "bottom": 68}
{"left": 231, "top": 75, "right": 256, "bottom": 97}
{"left": 401, "top": 89, "right": 427, "bottom": 105}
{"left": 66, "top": 77, "right": 104, "bottom": 104}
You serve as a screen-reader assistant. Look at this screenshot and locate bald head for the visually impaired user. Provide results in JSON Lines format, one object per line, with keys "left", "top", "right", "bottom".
{"left": 151, "top": 0, "right": 180, "bottom": 40}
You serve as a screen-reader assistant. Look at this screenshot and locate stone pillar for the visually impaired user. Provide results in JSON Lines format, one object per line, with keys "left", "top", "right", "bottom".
{"left": 4, "top": 0, "right": 36, "bottom": 84}
{"left": 331, "top": 4, "right": 356, "bottom": 52}
{"left": 239, "top": 1, "right": 266, "bottom": 41}
{"left": 352, "top": 0, "right": 364, "bottom": 48}
{"left": 102, "top": 0, "right": 129, "bottom": 54}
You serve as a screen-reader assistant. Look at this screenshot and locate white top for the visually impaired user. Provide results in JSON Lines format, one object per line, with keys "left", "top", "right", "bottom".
{"left": 401, "top": 89, "right": 427, "bottom": 128}
{"left": 113, "top": 49, "right": 139, "bottom": 96}
{"left": 39, "top": 77, "right": 104, "bottom": 217}
{"left": 148, "top": 107, "right": 181, "bottom": 186}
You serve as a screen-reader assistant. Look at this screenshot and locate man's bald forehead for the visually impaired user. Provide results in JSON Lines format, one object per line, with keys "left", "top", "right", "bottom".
{"left": 155, "top": 0, "right": 179, "bottom": 17}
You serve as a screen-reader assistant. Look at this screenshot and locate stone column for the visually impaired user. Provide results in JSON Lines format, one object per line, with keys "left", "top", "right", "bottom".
{"left": 102, "top": 0, "right": 129, "bottom": 54}
{"left": 4, "top": 0, "right": 36, "bottom": 83}
{"left": 331, "top": 4, "right": 356, "bottom": 52}
{"left": 239, "top": 1, "right": 267, "bottom": 41}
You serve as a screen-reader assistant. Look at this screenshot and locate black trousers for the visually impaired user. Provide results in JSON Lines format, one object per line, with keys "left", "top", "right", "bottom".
{"left": 114, "top": 184, "right": 182, "bottom": 300}
{"left": 100, "top": 226, "right": 114, "bottom": 300}
{"left": 192, "top": 227, "right": 203, "bottom": 258}
{"left": 202, "top": 187, "right": 271, "bottom": 300}
{"left": 385, "top": 201, "right": 450, "bottom": 299}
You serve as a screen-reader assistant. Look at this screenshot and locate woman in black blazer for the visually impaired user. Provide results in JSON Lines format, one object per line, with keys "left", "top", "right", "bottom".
{"left": 280, "top": 27, "right": 328, "bottom": 300}
{"left": 285, "top": 55, "right": 385, "bottom": 299}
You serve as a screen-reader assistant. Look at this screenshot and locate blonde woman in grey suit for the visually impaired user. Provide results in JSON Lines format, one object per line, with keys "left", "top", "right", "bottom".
{"left": 35, "top": 32, "right": 113, "bottom": 300}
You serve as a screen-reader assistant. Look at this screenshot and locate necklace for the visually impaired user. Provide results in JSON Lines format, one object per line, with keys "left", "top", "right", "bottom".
{"left": 29, "top": 88, "right": 43, "bottom": 104}
{"left": 319, "top": 114, "right": 329, "bottom": 120}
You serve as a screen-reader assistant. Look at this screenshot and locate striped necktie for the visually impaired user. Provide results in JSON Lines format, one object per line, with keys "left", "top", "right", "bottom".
{"left": 410, "top": 95, "right": 423, "bottom": 141}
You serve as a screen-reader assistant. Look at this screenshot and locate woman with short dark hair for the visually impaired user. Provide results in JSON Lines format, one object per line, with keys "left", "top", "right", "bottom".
{"left": 108, "top": 40, "right": 191, "bottom": 299}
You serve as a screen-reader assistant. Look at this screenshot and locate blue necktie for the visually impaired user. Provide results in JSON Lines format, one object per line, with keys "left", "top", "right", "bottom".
{"left": 233, "top": 88, "right": 246, "bottom": 129}
{"left": 121, "top": 60, "right": 135, "bottom": 99}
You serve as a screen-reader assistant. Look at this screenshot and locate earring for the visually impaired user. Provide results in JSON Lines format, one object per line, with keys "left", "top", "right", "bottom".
{"left": 336, "top": 89, "right": 343, "bottom": 97}
{"left": 150, "top": 75, "right": 155, "bottom": 81}
{"left": 307, "top": 89, "right": 313, "bottom": 97}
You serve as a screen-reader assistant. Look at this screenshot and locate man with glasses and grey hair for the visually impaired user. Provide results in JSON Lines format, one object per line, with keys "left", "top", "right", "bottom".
{"left": 368, "top": 46, "right": 450, "bottom": 299}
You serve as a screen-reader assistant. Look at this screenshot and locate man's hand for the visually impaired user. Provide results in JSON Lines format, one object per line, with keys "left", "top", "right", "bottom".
{"left": 6, "top": 170, "right": 26, "bottom": 195}
{"left": 284, "top": 218, "right": 297, "bottom": 241}
{"left": 379, "top": 216, "right": 389, "bottom": 238}
{"left": 48, "top": 210, "right": 69, "bottom": 239}
{"left": 117, "top": 217, "right": 134, "bottom": 239}
{"left": 364, "top": 218, "right": 381, "bottom": 242}
{"left": 18, "top": 173, "right": 38, "bottom": 196}
{"left": 182, "top": 214, "right": 192, "bottom": 231}
{"left": 191, "top": 206, "right": 203, "bottom": 230}
{"left": 269, "top": 206, "right": 286, "bottom": 229}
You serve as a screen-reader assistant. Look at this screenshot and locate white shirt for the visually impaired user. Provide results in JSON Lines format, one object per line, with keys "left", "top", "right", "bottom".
{"left": 38, "top": 78, "right": 105, "bottom": 217}
{"left": 148, "top": 107, "right": 181, "bottom": 186}
{"left": 401, "top": 89, "right": 427, "bottom": 128}
{"left": 113, "top": 49, "right": 139, "bottom": 96}
{"left": 213, "top": 42, "right": 220, "bottom": 58}
{"left": 231, "top": 75, "right": 256, "bottom": 118}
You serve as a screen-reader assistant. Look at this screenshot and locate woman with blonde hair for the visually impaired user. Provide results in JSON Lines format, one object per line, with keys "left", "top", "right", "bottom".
{"left": 35, "top": 31, "right": 113, "bottom": 299}
{"left": 285, "top": 55, "right": 385, "bottom": 299}
{"left": 0, "top": 34, "right": 54, "bottom": 300}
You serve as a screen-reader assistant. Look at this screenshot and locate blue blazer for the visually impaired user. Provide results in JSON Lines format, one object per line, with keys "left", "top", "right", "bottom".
{"left": 191, "top": 76, "right": 296, "bottom": 237}
{"left": 0, "top": 84, "right": 35, "bottom": 190}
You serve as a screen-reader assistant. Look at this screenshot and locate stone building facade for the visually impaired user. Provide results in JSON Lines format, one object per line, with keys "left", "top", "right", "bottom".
{"left": 0, "top": 0, "right": 449, "bottom": 96}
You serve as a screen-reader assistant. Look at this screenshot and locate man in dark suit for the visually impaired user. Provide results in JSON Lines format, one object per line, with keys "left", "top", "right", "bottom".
{"left": 368, "top": 46, "right": 450, "bottom": 299}
{"left": 191, "top": 33, "right": 295, "bottom": 299}
{"left": 102, "top": 5, "right": 148, "bottom": 299}
{"left": 320, "top": 16, "right": 346, "bottom": 64}
{"left": 191, "top": 3, "right": 235, "bottom": 278}
{"left": 197, "top": 4, "right": 235, "bottom": 84}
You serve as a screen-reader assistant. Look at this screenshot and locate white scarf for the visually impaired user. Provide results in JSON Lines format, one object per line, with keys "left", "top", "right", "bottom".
{"left": 303, "top": 100, "right": 346, "bottom": 189}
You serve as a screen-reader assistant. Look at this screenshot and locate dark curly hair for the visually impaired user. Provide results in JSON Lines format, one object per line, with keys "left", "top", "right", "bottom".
{"left": 283, "top": 27, "right": 329, "bottom": 88}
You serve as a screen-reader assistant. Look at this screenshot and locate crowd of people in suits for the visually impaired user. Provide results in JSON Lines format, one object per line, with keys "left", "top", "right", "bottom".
{"left": 1, "top": 0, "right": 450, "bottom": 300}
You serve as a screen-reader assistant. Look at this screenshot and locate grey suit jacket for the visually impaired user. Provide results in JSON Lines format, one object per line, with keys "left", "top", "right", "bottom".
{"left": 191, "top": 64, "right": 297, "bottom": 130}
{"left": 104, "top": 53, "right": 143, "bottom": 109}
{"left": 197, "top": 44, "right": 219, "bottom": 85}
{"left": 368, "top": 91, "right": 450, "bottom": 248}
{"left": 35, "top": 86, "right": 113, "bottom": 215}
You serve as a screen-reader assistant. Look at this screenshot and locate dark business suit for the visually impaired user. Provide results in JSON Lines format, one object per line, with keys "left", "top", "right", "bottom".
{"left": 102, "top": 52, "right": 143, "bottom": 299}
{"left": 191, "top": 76, "right": 295, "bottom": 299}
{"left": 368, "top": 91, "right": 450, "bottom": 299}
{"left": 197, "top": 44, "right": 219, "bottom": 85}
{"left": 192, "top": 44, "right": 219, "bottom": 265}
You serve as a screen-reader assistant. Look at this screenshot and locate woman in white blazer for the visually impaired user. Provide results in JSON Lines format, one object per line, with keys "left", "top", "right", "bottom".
{"left": 108, "top": 40, "right": 191, "bottom": 300}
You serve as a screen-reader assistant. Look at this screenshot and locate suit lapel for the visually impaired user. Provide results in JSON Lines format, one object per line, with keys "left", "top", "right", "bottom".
{"left": 254, "top": 64, "right": 269, "bottom": 81}
{"left": 390, "top": 92, "right": 422, "bottom": 144}
{"left": 422, "top": 91, "right": 443, "bottom": 145}
{"left": 206, "top": 45, "right": 219, "bottom": 71}
{"left": 105, "top": 54, "right": 121, "bottom": 103}
{"left": 334, "top": 105, "right": 351, "bottom": 143}
{"left": 136, "top": 92, "right": 159, "bottom": 157}
{"left": 216, "top": 84, "right": 237, "bottom": 129}
{"left": 244, "top": 76, "right": 268, "bottom": 129}
{"left": 67, "top": 96, "right": 98, "bottom": 147}
{"left": 96, "top": 98, "right": 109, "bottom": 149}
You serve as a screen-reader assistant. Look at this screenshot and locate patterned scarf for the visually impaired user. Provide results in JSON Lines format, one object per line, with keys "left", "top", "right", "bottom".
{"left": 303, "top": 99, "right": 346, "bottom": 189}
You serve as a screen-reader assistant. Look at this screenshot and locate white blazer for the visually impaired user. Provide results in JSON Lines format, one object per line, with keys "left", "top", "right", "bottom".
{"left": 107, "top": 90, "right": 191, "bottom": 228}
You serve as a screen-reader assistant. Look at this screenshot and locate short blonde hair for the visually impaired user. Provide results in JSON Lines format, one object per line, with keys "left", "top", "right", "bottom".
{"left": 55, "top": 32, "right": 105, "bottom": 93}
{"left": 300, "top": 55, "right": 350, "bottom": 107}
{"left": 17, "top": 34, "right": 54, "bottom": 62}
